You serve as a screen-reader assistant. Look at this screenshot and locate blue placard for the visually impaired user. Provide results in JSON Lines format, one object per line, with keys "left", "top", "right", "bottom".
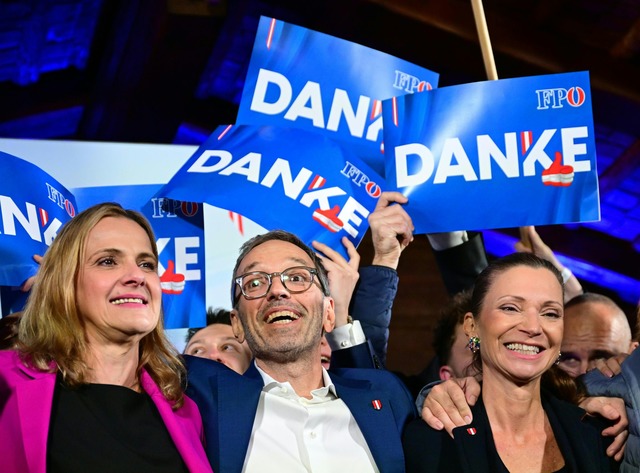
{"left": 141, "top": 198, "right": 206, "bottom": 329}
{"left": 155, "top": 124, "right": 384, "bottom": 258}
{"left": 237, "top": 16, "right": 439, "bottom": 177}
{"left": 0, "top": 151, "right": 77, "bottom": 286}
{"left": 383, "top": 71, "right": 600, "bottom": 233}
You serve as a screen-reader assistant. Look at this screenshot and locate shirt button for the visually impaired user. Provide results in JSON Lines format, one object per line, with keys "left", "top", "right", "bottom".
{"left": 340, "top": 340, "right": 349, "bottom": 348}
{"left": 309, "top": 431, "right": 317, "bottom": 439}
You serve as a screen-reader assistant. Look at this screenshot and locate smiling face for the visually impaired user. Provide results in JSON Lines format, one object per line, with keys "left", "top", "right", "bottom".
{"left": 76, "top": 216, "right": 162, "bottom": 345}
{"left": 464, "top": 265, "right": 564, "bottom": 385}
{"left": 184, "top": 323, "right": 253, "bottom": 374}
{"left": 231, "top": 239, "right": 335, "bottom": 365}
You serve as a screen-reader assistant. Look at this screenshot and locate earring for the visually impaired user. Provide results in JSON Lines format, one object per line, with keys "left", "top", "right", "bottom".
{"left": 466, "top": 336, "right": 480, "bottom": 353}
{"left": 555, "top": 352, "right": 562, "bottom": 365}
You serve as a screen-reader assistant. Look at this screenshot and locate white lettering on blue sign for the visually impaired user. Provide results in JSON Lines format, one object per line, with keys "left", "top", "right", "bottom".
{"left": 394, "top": 127, "right": 591, "bottom": 187}
{"left": 157, "top": 236, "right": 201, "bottom": 281}
{"left": 0, "top": 196, "right": 63, "bottom": 245}
{"left": 186, "top": 150, "right": 370, "bottom": 238}
{"left": 249, "top": 68, "right": 380, "bottom": 143}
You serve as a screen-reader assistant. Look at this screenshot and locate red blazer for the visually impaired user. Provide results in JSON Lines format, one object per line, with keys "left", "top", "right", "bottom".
{"left": 0, "top": 350, "right": 213, "bottom": 473}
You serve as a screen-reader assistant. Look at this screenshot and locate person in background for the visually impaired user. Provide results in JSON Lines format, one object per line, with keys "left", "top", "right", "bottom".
{"left": 399, "top": 289, "right": 475, "bottom": 398}
{"left": 403, "top": 252, "right": 618, "bottom": 473}
{"left": 580, "top": 303, "right": 640, "bottom": 472}
{"left": 184, "top": 307, "right": 253, "bottom": 375}
{"left": 0, "top": 202, "right": 212, "bottom": 473}
{"left": 558, "top": 292, "right": 637, "bottom": 378}
{"left": 432, "top": 288, "right": 475, "bottom": 381}
{"left": 185, "top": 229, "right": 416, "bottom": 473}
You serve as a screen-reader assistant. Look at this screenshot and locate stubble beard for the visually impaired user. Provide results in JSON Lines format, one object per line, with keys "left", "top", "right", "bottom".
{"left": 241, "top": 300, "right": 325, "bottom": 364}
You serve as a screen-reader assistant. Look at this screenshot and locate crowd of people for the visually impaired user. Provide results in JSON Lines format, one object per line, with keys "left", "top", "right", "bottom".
{"left": 0, "top": 194, "right": 637, "bottom": 472}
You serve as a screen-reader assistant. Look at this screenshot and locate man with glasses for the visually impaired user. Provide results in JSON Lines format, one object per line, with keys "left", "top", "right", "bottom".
{"left": 184, "top": 230, "right": 416, "bottom": 473}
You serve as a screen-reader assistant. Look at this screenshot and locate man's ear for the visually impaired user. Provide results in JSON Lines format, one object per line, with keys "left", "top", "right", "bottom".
{"left": 230, "top": 309, "right": 245, "bottom": 343}
{"left": 439, "top": 365, "right": 455, "bottom": 381}
{"left": 322, "top": 297, "right": 336, "bottom": 334}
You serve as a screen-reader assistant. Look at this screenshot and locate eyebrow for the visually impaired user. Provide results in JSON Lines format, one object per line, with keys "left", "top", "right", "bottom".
{"left": 496, "top": 295, "right": 563, "bottom": 308}
{"left": 241, "top": 256, "right": 310, "bottom": 273}
{"left": 187, "top": 335, "right": 238, "bottom": 347}
{"left": 87, "top": 248, "right": 156, "bottom": 261}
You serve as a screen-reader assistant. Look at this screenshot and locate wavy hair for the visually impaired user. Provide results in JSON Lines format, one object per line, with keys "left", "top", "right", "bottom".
{"left": 18, "top": 202, "right": 186, "bottom": 408}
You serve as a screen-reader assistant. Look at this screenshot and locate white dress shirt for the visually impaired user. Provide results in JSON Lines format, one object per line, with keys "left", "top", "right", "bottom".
{"left": 241, "top": 363, "right": 379, "bottom": 473}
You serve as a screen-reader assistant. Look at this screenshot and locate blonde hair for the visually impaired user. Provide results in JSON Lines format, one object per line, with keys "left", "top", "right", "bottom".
{"left": 18, "top": 202, "right": 186, "bottom": 408}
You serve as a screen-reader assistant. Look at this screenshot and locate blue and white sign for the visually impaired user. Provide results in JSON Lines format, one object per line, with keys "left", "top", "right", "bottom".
{"left": 383, "top": 71, "right": 600, "bottom": 233}
{"left": 0, "top": 151, "right": 76, "bottom": 286}
{"left": 237, "top": 16, "right": 439, "bottom": 177}
{"left": 156, "top": 124, "right": 384, "bottom": 258}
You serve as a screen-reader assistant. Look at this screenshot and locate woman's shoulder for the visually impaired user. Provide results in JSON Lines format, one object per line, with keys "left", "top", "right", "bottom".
{"left": 0, "top": 349, "right": 23, "bottom": 372}
{"left": 0, "top": 349, "right": 42, "bottom": 383}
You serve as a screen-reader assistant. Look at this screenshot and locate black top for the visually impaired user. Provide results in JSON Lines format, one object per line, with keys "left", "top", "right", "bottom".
{"left": 47, "top": 377, "right": 189, "bottom": 473}
{"left": 403, "top": 392, "right": 618, "bottom": 473}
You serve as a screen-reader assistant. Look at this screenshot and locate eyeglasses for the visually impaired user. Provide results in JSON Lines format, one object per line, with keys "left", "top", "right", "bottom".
{"left": 234, "top": 266, "right": 324, "bottom": 301}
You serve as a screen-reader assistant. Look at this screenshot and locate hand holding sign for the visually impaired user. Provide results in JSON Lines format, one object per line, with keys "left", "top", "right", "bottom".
{"left": 368, "top": 191, "right": 414, "bottom": 270}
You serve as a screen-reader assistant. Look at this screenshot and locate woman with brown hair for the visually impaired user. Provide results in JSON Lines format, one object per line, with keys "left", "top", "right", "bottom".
{"left": 403, "top": 252, "right": 618, "bottom": 473}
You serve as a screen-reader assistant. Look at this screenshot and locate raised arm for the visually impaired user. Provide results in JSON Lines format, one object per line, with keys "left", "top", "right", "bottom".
{"left": 515, "top": 226, "right": 583, "bottom": 302}
{"left": 350, "top": 191, "right": 414, "bottom": 365}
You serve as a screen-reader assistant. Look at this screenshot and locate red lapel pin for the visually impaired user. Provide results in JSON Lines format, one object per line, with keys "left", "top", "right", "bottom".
{"left": 371, "top": 399, "right": 382, "bottom": 410}
{"left": 466, "top": 427, "right": 477, "bottom": 436}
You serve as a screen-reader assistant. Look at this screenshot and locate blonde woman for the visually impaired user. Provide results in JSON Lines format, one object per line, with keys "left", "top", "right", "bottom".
{"left": 0, "top": 203, "right": 212, "bottom": 473}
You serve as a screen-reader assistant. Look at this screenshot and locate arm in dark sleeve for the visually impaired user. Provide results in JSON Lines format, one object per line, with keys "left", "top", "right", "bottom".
{"left": 348, "top": 265, "right": 398, "bottom": 367}
{"left": 432, "top": 231, "right": 488, "bottom": 296}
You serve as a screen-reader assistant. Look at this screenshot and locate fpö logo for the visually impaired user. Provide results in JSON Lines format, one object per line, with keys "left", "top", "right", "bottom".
{"left": 340, "top": 161, "right": 382, "bottom": 198}
{"left": 536, "top": 86, "right": 586, "bottom": 110}
{"left": 393, "top": 70, "right": 433, "bottom": 94}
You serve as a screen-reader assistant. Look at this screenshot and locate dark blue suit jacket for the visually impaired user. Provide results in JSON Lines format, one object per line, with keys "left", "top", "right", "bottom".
{"left": 185, "top": 355, "right": 417, "bottom": 473}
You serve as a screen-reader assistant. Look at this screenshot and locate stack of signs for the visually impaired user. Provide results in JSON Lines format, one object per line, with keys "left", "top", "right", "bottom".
{"left": 158, "top": 15, "right": 440, "bottom": 257}
{"left": 161, "top": 15, "right": 599, "bottom": 255}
